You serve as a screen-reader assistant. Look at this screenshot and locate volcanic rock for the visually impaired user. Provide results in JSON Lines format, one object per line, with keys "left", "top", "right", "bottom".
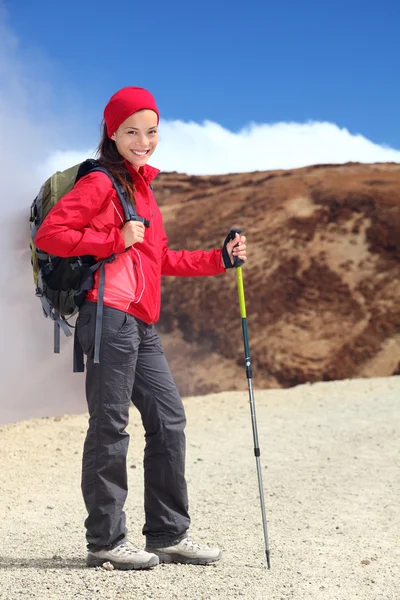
{"left": 153, "top": 162, "right": 400, "bottom": 395}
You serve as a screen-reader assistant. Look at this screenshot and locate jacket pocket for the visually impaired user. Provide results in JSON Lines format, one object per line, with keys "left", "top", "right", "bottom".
{"left": 131, "top": 247, "right": 145, "bottom": 303}
{"left": 101, "top": 251, "right": 138, "bottom": 308}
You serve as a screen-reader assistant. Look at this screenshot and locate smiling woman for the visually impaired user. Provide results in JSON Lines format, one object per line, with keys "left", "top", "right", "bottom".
{"left": 33, "top": 85, "right": 247, "bottom": 572}
{"left": 112, "top": 113, "right": 159, "bottom": 167}
{"left": 95, "top": 112, "right": 159, "bottom": 204}
{"left": 94, "top": 87, "right": 160, "bottom": 204}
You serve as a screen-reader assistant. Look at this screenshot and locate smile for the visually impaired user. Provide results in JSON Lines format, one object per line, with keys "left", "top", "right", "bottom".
{"left": 132, "top": 150, "right": 149, "bottom": 157}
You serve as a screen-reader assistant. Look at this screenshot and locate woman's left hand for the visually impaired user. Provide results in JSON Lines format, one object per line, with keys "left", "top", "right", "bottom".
{"left": 224, "top": 232, "right": 247, "bottom": 266}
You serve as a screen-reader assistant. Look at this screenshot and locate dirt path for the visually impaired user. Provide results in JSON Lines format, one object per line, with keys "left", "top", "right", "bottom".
{"left": 0, "top": 377, "right": 398, "bottom": 600}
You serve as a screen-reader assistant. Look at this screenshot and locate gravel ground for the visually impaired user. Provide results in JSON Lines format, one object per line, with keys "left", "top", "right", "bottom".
{"left": 0, "top": 376, "right": 399, "bottom": 600}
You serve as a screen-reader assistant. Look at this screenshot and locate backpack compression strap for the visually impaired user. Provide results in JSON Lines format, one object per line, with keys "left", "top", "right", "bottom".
{"left": 37, "top": 268, "right": 73, "bottom": 350}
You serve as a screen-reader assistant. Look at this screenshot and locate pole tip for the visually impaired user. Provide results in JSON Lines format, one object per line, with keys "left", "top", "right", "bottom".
{"left": 266, "top": 549, "right": 271, "bottom": 569}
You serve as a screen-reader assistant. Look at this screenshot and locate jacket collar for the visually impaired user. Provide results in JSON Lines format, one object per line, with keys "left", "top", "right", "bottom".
{"left": 125, "top": 160, "right": 160, "bottom": 185}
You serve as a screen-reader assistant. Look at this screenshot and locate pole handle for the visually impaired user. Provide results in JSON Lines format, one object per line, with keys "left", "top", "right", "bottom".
{"left": 227, "top": 228, "right": 245, "bottom": 268}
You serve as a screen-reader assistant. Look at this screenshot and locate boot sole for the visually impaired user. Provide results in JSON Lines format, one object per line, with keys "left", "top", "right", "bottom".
{"left": 150, "top": 551, "right": 222, "bottom": 566}
{"left": 86, "top": 555, "right": 159, "bottom": 570}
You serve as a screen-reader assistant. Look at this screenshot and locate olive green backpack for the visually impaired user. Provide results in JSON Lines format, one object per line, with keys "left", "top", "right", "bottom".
{"left": 29, "top": 159, "right": 139, "bottom": 371}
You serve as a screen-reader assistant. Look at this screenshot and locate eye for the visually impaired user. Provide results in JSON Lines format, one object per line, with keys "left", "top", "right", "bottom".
{"left": 149, "top": 129, "right": 158, "bottom": 135}
{"left": 127, "top": 130, "right": 137, "bottom": 135}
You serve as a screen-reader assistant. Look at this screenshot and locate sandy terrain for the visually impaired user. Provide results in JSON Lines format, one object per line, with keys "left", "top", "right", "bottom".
{"left": 0, "top": 376, "right": 398, "bottom": 600}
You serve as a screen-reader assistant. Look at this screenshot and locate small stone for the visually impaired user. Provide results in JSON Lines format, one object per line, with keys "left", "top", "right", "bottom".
{"left": 102, "top": 561, "right": 114, "bottom": 571}
{"left": 53, "top": 416, "right": 62, "bottom": 422}
{"left": 130, "top": 464, "right": 137, "bottom": 469}
{"left": 361, "top": 559, "right": 370, "bottom": 565}
{"left": 46, "top": 506, "right": 55, "bottom": 510}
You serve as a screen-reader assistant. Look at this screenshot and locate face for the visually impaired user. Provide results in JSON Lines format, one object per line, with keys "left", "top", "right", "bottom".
{"left": 111, "top": 109, "right": 158, "bottom": 170}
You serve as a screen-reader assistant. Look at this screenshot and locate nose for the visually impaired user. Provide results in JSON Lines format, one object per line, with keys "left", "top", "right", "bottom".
{"left": 136, "top": 132, "right": 150, "bottom": 146}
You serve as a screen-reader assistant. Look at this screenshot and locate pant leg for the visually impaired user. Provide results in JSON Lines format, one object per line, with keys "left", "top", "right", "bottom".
{"left": 131, "top": 324, "right": 190, "bottom": 548}
{"left": 77, "top": 301, "right": 140, "bottom": 551}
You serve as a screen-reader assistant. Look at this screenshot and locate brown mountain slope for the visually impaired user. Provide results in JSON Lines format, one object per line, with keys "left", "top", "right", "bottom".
{"left": 152, "top": 162, "right": 400, "bottom": 396}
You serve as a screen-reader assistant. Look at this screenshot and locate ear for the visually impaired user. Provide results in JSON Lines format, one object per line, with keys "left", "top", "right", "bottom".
{"left": 111, "top": 132, "right": 116, "bottom": 141}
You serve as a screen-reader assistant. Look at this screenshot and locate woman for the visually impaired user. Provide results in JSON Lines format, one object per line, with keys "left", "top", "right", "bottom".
{"left": 35, "top": 86, "right": 247, "bottom": 570}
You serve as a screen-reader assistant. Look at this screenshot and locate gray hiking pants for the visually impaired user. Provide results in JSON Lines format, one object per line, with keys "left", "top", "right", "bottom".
{"left": 76, "top": 300, "right": 190, "bottom": 551}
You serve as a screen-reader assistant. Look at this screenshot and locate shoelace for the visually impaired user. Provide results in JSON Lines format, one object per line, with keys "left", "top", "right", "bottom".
{"left": 114, "top": 541, "right": 141, "bottom": 556}
{"left": 181, "top": 536, "right": 210, "bottom": 551}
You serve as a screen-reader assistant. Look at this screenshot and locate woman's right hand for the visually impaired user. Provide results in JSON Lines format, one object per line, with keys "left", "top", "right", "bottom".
{"left": 121, "top": 220, "right": 145, "bottom": 248}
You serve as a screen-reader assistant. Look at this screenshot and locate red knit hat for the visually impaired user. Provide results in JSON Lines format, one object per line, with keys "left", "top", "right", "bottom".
{"left": 104, "top": 87, "right": 160, "bottom": 138}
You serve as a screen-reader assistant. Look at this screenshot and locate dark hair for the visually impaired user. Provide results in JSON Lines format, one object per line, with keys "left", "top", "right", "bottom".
{"left": 96, "top": 121, "right": 136, "bottom": 205}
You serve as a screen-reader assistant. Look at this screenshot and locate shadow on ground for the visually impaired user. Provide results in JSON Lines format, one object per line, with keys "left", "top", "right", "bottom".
{"left": 0, "top": 557, "right": 85, "bottom": 570}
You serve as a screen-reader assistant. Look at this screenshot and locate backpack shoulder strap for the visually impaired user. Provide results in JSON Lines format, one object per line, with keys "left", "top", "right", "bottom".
{"left": 89, "top": 166, "right": 137, "bottom": 222}
{"left": 75, "top": 160, "right": 149, "bottom": 225}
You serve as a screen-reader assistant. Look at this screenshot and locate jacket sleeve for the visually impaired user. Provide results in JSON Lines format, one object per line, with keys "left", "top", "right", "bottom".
{"left": 160, "top": 223, "right": 226, "bottom": 277}
{"left": 34, "top": 171, "right": 126, "bottom": 259}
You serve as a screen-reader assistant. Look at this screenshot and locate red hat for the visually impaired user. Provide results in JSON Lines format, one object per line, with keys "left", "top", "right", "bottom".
{"left": 104, "top": 87, "right": 160, "bottom": 138}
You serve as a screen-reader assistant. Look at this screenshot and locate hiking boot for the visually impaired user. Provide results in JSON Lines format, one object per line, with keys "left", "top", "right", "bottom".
{"left": 146, "top": 535, "right": 222, "bottom": 565}
{"left": 86, "top": 540, "right": 159, "bottom": 570}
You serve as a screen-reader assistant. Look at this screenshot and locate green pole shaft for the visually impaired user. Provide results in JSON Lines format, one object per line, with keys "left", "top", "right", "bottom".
{"left": 236, "top": 267, "right": 247, "bottom": 318}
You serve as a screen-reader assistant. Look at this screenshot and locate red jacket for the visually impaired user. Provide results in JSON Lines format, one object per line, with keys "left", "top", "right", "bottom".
{"left": 35, "top": 161, "right": 226, "bottom": 324}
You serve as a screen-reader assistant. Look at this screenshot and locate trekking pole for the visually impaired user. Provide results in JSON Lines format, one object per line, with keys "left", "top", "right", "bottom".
{"left": 228, "top": 228, "right": 271, "bottom": 569}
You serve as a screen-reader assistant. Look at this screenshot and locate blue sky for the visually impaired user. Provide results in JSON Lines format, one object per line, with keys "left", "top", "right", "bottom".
{"left": 1, "top": 0, "right": 400, "bottom": 176}
{"left": 5, "top": 0, "right": 400, "bottom": 146}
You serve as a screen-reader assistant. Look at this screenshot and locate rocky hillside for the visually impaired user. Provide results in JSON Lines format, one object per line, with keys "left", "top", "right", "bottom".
{"left": 153, "top": 162, "right": 400, "bottom": 396}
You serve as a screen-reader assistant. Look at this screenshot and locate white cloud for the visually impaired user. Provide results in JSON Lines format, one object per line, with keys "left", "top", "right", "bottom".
{"left": 0, "top": 11, "right": 86, "bottom": 423}
{"left": 39, "top": 119, "right": 400, "bottom": 180}
{"left": 155, "top": 119, "right": 400, "bottom": 174}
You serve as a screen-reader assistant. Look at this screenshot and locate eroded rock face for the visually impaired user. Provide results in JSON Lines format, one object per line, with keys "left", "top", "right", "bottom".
{"left": 153, "top": 162, "right": 400, "bottom": 396}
